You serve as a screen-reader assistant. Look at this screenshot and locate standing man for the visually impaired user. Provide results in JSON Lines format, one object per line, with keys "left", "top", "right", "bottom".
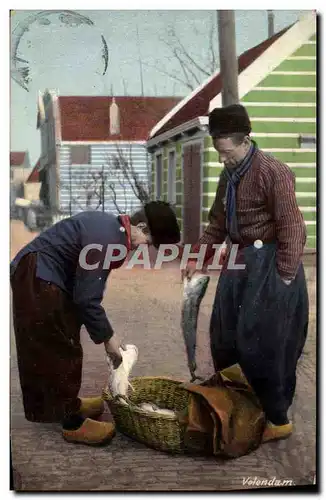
{"left": 11, "top": 201, "right": 180, "bottom": 445}
{"left": 182, "top": 104, "right": 309, "bottom": 443}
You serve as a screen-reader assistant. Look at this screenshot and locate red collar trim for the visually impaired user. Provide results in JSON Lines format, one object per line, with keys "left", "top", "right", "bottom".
{"left": 119, "top": 215, "right": 132, "bottom": 252}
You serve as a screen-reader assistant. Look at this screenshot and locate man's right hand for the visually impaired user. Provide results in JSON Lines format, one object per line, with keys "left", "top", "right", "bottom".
{"left": 104, "top": 334, "right": 123, "bottom": 369}
{"left": 181, "top": 261, "right": 198, "bottom": 282}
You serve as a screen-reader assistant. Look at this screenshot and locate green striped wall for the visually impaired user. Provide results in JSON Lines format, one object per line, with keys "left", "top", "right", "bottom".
{"left": 247, "top": 34, "right": 316, "bottom": 248}
{"left": 204, "top": 34, "right": 317, "bottom": 249}
{"left": 202, "top": 34, "right": 316, "bottom": 248}
{"left": 259, "top": 74, "right": 316, "bottom": 87}
{"left": 151, "top": 34, "right": 317, "bottom": 248}
{"left": 276, "top": 58, "right": 316, "bottom": 72}
{"left": 293, "top": 43, "right": 316, "bottom": 57}
{"left": 243, "top": 106, "right": 315, "bottom": 118}
{"left": 242, "top": 90, "right": 316, "bottom": 103}
{"left": 247, "top": 121, "right": 316, "bottom": 134}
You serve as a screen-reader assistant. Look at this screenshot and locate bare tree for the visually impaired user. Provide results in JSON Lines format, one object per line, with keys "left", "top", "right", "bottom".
{"left": 57, "top": 166, "right": 104, "bottom": 215}
{"left": 142, "top": 13, "right": 218, "bottom": 91}
{"left": 52, "top": 146, "right": 151, "bottom": 216}
{"left": 105, "top": 143, "right": 151, "bottom": 214}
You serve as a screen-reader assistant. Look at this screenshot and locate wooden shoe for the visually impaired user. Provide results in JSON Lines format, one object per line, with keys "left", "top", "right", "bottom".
{"left": 78, "top": 396, "right": 105, "bottom": 419}
{"left": 62, "top": 418, "right": 116, "bottom": 446}
{"left": 262, "top": 421, "right": 293, "bottom": 443}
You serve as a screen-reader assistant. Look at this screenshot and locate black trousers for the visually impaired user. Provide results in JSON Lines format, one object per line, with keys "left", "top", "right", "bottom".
{"left": 210, "top": 243, "right": 309, "bottom": 425}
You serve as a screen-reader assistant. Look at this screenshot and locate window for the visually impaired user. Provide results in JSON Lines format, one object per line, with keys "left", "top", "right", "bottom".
{"left": 298, "top": 135, "right": 316, "bottom": 149}
{"left": 167, "top": 150, "right": 176, "bottom": 205}
{"left": 70, "top": 145, "right": 91, "bottom": 165}
{"left": 155, "top": 154, "right": 162, "bottom": 199}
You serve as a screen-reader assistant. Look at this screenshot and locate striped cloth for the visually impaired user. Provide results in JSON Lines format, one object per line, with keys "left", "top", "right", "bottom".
{"left": 190, "top": 148, "right": 307, "bottom": 280}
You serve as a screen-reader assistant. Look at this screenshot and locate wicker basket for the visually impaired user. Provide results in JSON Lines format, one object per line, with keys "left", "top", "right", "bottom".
{"left": 102, "top": 376, "right": 191, "bottom": 453}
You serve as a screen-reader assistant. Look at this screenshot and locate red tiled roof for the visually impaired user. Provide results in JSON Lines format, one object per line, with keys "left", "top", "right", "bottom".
{"left": 10, "top": 152, "right": 26, "bottom": 166}
{"left": 58, "top": 96, "right": 182, "bottom": 142}
{"left": 26, "top": 159, "right": 40, "bottom": 183}
{"left": 151, "top": 26, "right": 291, "bottom": 139}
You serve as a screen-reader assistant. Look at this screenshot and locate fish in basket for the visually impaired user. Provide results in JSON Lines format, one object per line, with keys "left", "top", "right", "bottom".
{"left": 103, "top": 344, "right": 191, "bottom": 453}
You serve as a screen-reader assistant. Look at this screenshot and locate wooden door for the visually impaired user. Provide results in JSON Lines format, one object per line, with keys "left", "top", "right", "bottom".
{"left": 182, "top": 143, "right": 201, "bottom": 244}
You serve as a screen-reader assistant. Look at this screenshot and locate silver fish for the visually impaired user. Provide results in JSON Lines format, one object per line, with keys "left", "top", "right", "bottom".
{"left": 138, "top": 403, "right": 176, "bottom": 418}
{"left": 181, "top": 273, "right": 210, "bottom": 382}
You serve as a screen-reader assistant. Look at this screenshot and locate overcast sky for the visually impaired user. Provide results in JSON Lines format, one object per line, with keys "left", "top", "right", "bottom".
{"left": 10, "top": 9, "right": 307, "bottom": 166}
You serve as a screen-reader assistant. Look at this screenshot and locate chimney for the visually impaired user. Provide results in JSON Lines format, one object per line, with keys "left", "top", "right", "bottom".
{"left": 110, "top": 97, "right": 120, "bottom": 135}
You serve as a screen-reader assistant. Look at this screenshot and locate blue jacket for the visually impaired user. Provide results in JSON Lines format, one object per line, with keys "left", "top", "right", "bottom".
{"left": 10, "top": 211, "right": 129, "bottom": 344}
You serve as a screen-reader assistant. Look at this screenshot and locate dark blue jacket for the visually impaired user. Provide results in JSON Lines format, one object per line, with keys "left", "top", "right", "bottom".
{"left": 10, "top": 211, "right": 129, "bottom": 344}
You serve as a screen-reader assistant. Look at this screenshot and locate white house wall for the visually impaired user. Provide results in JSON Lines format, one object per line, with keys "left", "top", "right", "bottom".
{"left": 58, "top": 142, "right": 150, "bottom": 215}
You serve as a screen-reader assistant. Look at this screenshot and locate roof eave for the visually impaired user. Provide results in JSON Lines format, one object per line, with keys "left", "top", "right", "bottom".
{"left": 146, "top": 116, "right": 208, "bottom": 150}
{"left": 148, "top": 72, "right": 220, "bottom": 139}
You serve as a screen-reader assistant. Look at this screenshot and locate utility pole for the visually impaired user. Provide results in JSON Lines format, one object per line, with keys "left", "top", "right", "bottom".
{"left": 268, "top": 10, "right": 275, "bottom": 38}
{"left": 217, "top": 10, "right": 239, "bottom": 107}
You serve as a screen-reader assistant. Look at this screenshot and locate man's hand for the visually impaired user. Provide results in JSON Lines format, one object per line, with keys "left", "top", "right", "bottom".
{"left": 181, "top": 261, "right": 198, "bottom": 282}
{"left": 104, "top": 334, "right": 123, "bottom": 369}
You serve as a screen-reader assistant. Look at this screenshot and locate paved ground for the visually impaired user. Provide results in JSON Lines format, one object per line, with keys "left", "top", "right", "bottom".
{"left": 10, "top": 222, "right": 317, "bottom": 491}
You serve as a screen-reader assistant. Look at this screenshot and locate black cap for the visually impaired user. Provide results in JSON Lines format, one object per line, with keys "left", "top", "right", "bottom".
{"left": 209, "top": 104, "right": 252, "bottom": 137}
{"left": 144, "top": 201, "right": 180, "bottom": 248}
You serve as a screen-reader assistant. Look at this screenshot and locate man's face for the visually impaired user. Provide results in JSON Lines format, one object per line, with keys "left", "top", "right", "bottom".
{"left": 212, "top": 136, "right": 249, "bottom": 168}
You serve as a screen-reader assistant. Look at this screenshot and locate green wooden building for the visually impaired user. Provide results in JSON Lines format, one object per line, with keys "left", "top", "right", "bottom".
{"left": 147, "top": 11, "right": 316, "bottom": 249}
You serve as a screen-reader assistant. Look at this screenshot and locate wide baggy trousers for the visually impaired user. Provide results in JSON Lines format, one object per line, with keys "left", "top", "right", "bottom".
{"left": 210, "top": 243, "right": 309, "bottom": 424}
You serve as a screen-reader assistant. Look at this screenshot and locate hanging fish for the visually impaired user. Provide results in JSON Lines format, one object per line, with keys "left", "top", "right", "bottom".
{"left": 106, "top": 344, "right": 138, "bottom": 405}
{"left": 181, "top": 273, "right": 210, "bottom": 382}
